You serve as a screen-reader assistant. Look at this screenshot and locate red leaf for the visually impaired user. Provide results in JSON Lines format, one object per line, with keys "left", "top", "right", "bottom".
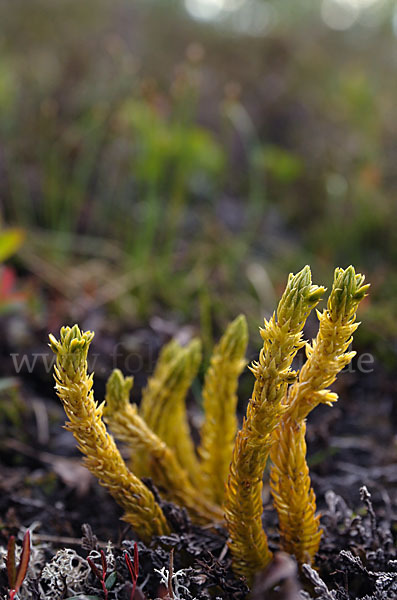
{"left": 125, "top": 553, "right": 134, "bottom": 580}
{"left": 125, "top": 550, "right": 138, "bottom": 600}
{"left": 14, "top": 530, "right": 30, "bottom": 592}
{"left": 133, "top": 543, "right": 139, "bottom": 578}
{"left": 87, "top": 557, "right": 102, "bottom": 582}
{"left": 100, "top": 550, "right": 107, "bottom": 577}
{"left": 6, "top": 536, "right": 16, "bottom": 589}
{"left": 0, "top": 267, "right": 16, "bottom": 297}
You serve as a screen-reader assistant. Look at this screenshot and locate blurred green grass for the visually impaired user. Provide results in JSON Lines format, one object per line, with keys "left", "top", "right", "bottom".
{"left": 0, "top": 0, "right": 396, "bottom": 364}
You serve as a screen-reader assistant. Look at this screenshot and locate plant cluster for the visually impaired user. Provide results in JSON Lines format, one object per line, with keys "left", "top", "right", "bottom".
{"left": 49, "top": 265, "right": 368, "bottom": 585}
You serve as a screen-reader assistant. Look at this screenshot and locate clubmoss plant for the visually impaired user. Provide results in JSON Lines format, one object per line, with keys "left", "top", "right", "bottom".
{"left": 269, "top": 266, "right": 369, "bottom": 567}
{"left": 198, "top": 314, "right": 248, "bottom": 505}
{"left": 223, "top": 266, "right": 326, "bottom": 580}
{"left": 49, "top": 326, "right": 170, "bottom": 542}
{"left": 137, "top": 338, "right": 202, "bottom": 485}
{"left": 103, "top": 369, "right": 223, "bottom": 524}
{"left": 50, "top": 265, "right": 368, "bottom": 587}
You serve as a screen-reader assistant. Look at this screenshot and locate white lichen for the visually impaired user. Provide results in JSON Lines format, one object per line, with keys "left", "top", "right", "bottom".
{"left": 39, "top": 548, "right": 91, "bottom": 600}
{"left": 87, "top": 540, "right": 115, "bottom": 572}
{"left": 154, "top": 566, "right": 196, "bottom": 600}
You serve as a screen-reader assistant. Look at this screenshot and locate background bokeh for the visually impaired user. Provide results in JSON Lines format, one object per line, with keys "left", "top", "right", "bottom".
{"left": 0, "top": 0, "right": 396, "bottom": 377}
{"left": 0, "top": 3, "right": 397, "bottom": 570}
